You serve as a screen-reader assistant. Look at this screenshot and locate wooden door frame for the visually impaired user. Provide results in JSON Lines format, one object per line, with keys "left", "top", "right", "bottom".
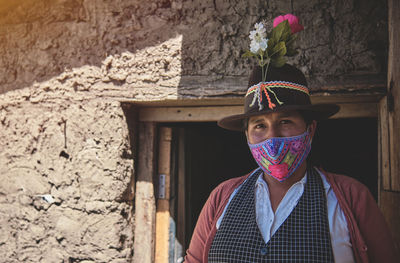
{"left": 131, "top": 0, "right": 400, "bottom": 255}
{"left": 130, "top": 93, "right": 389, "bottom": 263}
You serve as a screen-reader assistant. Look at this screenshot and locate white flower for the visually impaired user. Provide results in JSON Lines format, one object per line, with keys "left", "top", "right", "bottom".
{"left": 250, "top": 37, "right": 268, "bottom": 53}
{"left": 249, "top": 22, "right": 268, "bottom": 53}
{"left": 259, "top": 38, "right": 268, "bottom": 51}
{"left": 250, "top": 40, "right": 260, "bottom": 53}
{"left": 249, "top": 23, "right": 266, "bottom": 40}
{"left": 254, "top": 22, "right": 265, "bottom": 33}
{"left": 250, "top": 39, "right": 268, "bottom": 53}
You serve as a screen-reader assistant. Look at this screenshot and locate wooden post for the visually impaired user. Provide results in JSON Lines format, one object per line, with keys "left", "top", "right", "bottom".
{"left": 177, "top": 128, "right": 186, "bottom": 253}
{"left": 379, "top": 98, "right": 391, "bottom": 191}
{"left": 387, "top": 0, "right": 400, "bottom": 191}
{"left": 379, "top": 0, "right": 400, "bottom": 252}
{"left": 155, "top": 127, "right": 172, "bottom": 263}
{"left": 133, "top": 122, "right": 157, "bottom": 263}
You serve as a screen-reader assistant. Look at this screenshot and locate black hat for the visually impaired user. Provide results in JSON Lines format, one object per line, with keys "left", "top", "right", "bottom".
{"left": 217, "top": 64, "right": 339, "bottom": 131}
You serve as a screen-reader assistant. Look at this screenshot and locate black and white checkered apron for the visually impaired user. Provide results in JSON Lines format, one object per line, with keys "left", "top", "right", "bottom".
{"left": 208, "top": 167, "right": 334, "bottom": 262}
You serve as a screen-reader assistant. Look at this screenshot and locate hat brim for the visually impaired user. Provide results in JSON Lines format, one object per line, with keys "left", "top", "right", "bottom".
{"left": 217, "top": 104, "right": 340, "bottom": 131}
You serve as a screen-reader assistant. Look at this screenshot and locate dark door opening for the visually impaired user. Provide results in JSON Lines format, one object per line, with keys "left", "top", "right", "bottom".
{"left": 170, "top": 117, "right": 377, "bottom": 253}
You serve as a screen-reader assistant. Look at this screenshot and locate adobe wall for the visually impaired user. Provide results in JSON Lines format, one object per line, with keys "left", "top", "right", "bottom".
{"left": 0, "top": 0, "right": 387, "bottom": 262}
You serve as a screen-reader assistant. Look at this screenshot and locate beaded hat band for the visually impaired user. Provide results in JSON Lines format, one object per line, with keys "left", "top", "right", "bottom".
{"left": 246, "top": 81, "right": 310, "bottom": 110}
{"left": 217, "top": 64, "right": 340, "bottom": 131}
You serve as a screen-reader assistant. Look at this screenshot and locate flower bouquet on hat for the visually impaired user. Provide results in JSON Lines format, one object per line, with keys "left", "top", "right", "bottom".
{"left": 217, "top": 14, "right": 339, "bottom": 131}
{"left": 242, "top": 14, "right": 304, "bottom": 78}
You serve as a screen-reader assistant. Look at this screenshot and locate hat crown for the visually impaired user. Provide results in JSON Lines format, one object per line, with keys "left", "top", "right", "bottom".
{"left": 245, "top": 64, "right": 311, "bottom": 114}
{"left": 248, "top": 64, "right": 307, "bottom": 87}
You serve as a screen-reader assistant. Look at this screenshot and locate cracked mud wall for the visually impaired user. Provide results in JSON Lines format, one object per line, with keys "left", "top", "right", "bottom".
{"left": 0, "top": 34, "right": 183, "bottom": 262}
{"left": 0, "top": 0, "right": 387, "bottom": 262}
{"left": 0, "top": 98, "right": 135, "bottom": 262}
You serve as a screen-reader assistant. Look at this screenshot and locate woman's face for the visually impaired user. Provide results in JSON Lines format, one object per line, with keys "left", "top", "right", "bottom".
{"left": 246, "top": 110, "right": 315, "bottom": 144}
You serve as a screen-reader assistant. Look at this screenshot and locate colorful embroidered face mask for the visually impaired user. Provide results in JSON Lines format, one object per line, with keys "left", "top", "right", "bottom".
{"left": 248, "top": 130, "right": 312, "bottom": 182}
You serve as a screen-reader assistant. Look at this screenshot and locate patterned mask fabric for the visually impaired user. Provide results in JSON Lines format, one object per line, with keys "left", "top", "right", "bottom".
{"left": 248, "top": 130, "right": 312, "bottom": 181}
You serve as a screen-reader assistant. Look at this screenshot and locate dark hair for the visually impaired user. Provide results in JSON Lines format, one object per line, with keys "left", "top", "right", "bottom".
{"left": 298, "top": 111, "right": 314, "bottom": 125}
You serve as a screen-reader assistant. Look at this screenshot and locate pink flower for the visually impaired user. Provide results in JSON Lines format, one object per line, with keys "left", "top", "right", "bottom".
{"left": 269, "top": 163, "right": 289, "bottom": 181}
{"left": 273, "top": 14, "right": 304, "bottom": 34}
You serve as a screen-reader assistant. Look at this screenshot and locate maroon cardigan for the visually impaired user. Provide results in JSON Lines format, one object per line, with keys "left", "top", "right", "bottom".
{"left": 184, "top": 170, "right": 398, "bottom": 263}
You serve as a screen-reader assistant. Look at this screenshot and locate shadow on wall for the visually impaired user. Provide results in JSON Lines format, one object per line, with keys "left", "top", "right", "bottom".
{"left": 0, "top": 0, "right": 388, "bottom": 96}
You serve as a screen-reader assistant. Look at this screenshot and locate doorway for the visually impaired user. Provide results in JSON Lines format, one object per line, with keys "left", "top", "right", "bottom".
{"left": 171, "top": 117, "right": 378, "bottom": 255}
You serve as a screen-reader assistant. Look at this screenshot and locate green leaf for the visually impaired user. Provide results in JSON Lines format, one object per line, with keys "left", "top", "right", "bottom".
{"left": 271, "top": 20, "right": 291, "bottom": 42}
{"left": 267, "top": 38, "right": 275, "bottom": 55}
{"left": 271, "top": 21, "right": 285, "bottom": 42}
{"left": 271, "top": 41, "right": 287, "bottom": 57}
{"left": 280, "top": 21, "right": 292, "bottom": 42}
{"left": 285, "top": 35, "right": 298, "bottom": 56}
{"left": 271, "top": 56, "right": 286, "bottom": 68}
{"left": 286, "top": 34, "right": 297, "bottom": 47}
{"left": 263, "top": 48, "right": 269, "bottom": 58}
{"left": 242, "top": 50, "right": 257, "bottom": 58}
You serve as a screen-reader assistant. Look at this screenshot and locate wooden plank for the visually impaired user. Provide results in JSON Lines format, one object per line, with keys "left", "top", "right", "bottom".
{"left": 379, "top": 0, "right": 400, "bottom": 255}
{"left": 133, "top": 122, "right": 156, "bottom": 263}
{"left": 379, "top": 98, "right": 391, "bottom": 190}
{"left": 138, "top": 103, "right": 377, "bottom": 122}
{"left": 176, "top": 128, "right": 186, "bottom": 251}
{"left": 311, "top": 95, "right": 383, "bottom": 104}
{"left": 332, "top": 103, "right": 377, "bottom": 119}
{"left": 139, "top": 105, "right": 242, "bottom": 122}
{"left": 388, "top": 0, "right": 400, "bottom": 191}
{"left": 380, "top": 190, "right": 400, "bottom": 253}
{"left": 155, "top": 127, "right": 172, "bottom": 263}
{"left": 122, "top": 93, "right": 383, "bottom": 108}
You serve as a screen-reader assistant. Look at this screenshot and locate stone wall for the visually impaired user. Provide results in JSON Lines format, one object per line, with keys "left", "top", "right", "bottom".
{"left": 0, "top": 0, "right": 388, "bottom": 262}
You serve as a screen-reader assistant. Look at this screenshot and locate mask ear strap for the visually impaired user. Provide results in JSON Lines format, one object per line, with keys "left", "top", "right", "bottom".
{"left": 306, "top": 127, "right": 314, "bottom": 168}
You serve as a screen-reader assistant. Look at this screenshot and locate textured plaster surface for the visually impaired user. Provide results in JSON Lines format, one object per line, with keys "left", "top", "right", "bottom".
{"left": 0, "top": 33, "right": 182, "bottom": 262}
{"left": 0, "top": 0, "right": 388, "bottom": 94}
{"left": 0, "top": 0, "right": 388, "bottom": 262}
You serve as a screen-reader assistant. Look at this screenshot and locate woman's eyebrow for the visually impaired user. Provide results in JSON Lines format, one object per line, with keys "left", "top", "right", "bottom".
{"left": 249, "top": 118, "right": 264, "bottom": 124}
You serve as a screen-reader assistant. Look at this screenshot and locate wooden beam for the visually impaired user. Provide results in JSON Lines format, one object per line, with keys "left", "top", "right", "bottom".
{"left": 155, "top": 127, "right": 172, "bottom": 263}
{"left": 176, "top": 128, "right": 186, "bottom": 251}
{"left": 379, "top": 98, "right": 391, "bottom": 190}
{"left": 138, "top": 103, "right": 377, "bottom": 123}
{"left": 133, "top": 122, "right": 156, "bottom": 263}
{"left": 387, "top": 0, "right": 400, "bottom": 191}
{"left": 379, "top": 0, "right": 400, "bottom": 253}
{"left": 139, "top": 106, "right": 242, "bottom": 122}
{"left": 122, "top": 93, "right": 384, "bottom": 108}
{"left": 333, "top": 103, "right": 377, "bottom": 119}
{"left": 380, "top": 190, "right": 400, "bottom": 252}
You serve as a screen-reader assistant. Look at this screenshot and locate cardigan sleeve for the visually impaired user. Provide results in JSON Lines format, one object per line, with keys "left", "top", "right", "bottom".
{"left": 325, "top": 171, "right": 399, "bottom": 262}
{"left": 349, "top": 180, "right": 398, "bottom": 262}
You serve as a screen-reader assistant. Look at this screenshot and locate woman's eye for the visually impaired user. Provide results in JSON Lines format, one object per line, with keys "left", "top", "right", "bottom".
{"left": 280, "top": 120, "right": 292, "bottom": 124}
{"left": 255, "top": 123, "right": 265, "bottom": 129}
